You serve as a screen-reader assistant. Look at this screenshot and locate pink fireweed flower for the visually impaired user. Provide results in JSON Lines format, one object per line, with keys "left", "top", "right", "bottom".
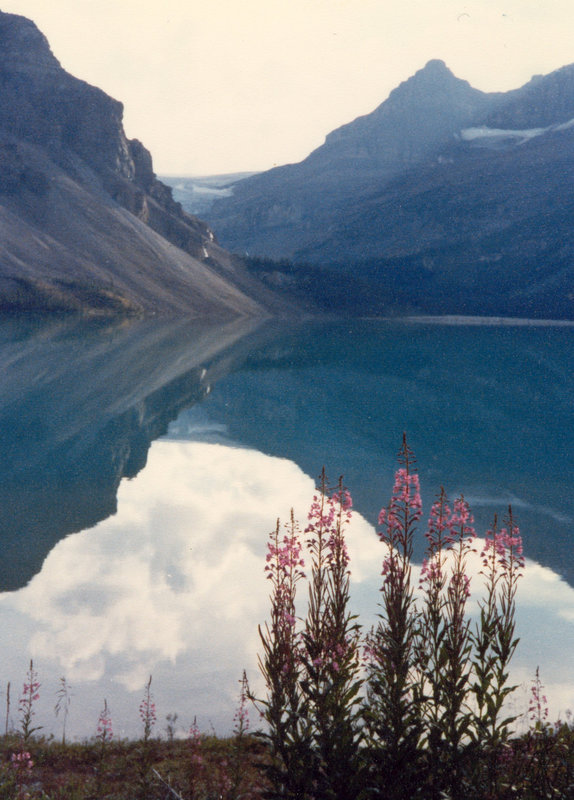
{"left": 481, "top": 518, "right": 524, "bottom": 572}
{"left": 96, "top": 700, "right": 113, "bottom": 743}
{"left": 306, "top": 492, "right": 336, "bottom": 536}
{"left": 11, "top": 751, "right": 34, "bottom": 772}
{"left": 426, "top": 493, "right": 452, "bottom": 548}
{"left": 449, "top": 571, "right": 472, "bottom": 600}
{"left": 264, "top": 519, "right": 305, "bottom": 583}
{"left": 139, "top": 676, "right": 157, "bottom": 740}
{"left": 378, "top": 467, "right": 422, "bottom": 546}
{"left": 529, "top": 668, "right": 549, "bottom": 726}
{"left": 19, "top": 660, "right": 42, "bottom": 742}
{"left": 305, "top": 480, "right": 353, "bottom": 578}
{"left": 233, "top": 671, "right": 250, "bottom": 735}
{"left": 332, "top": 488, "right": 353, "bottom": 511}
{"left": 189, "top": 719, "right": 205, "bottom": 767}
{"left": 392, "top": 468, "right": 423, "bottom": 513}
{"left": 419, "top": 555, "right": 443, "bottom": 586}
{"left": 500, "top": 524, "right": 525, "bottom": 568}
{"left": 448, "top": 496, "right": 476, "bottom": 545}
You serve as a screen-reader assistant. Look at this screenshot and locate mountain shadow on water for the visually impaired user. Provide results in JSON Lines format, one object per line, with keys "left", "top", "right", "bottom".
{"left": 0, "top": 314, "right": 267, "bottom": 590}
{"left": 1, "top": 317, "right": 572, "bottom": 593}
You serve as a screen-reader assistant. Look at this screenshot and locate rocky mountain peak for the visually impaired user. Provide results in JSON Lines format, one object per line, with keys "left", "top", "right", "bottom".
{"left": 383, "top": 58, "right": 488, "bottom": 114}
{"left": 486, "top": 61, "right": 574, "bottom": 128}
{"left": 0, "top": 10, "right": 292, "bottom": 316}
{"left": 309, "top": 59, "right": 491, "bottom": 174}
{"left": 0, "top": 11, "right": 61, "bottom": 75}
{"left": 412, "top": 58, "right": 453, "bottom": 82}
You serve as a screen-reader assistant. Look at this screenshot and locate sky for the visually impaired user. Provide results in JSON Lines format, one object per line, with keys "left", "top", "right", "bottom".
{"left": 2, "top": 0, "right": 574, "bottom": 175}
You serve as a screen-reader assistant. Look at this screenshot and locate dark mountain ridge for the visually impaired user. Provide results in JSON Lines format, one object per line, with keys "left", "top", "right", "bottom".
{"left": 205, "top": 60, "right": 574, "bottom": 319}
{"left": 207, "top": 60, "right": 497, "bottom": 257}
{"left": 0, "top": 11, "right": 291, "bottom": 316}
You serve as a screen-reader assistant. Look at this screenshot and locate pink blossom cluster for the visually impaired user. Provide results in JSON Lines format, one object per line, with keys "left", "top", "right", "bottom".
{"left": 306, "top": 486, "right": 353, "bottom": 540}
{"left": 19, "top": 673, "right": 41, "bottom": 718}
{"left": 314, "top": 639, "right": 349, "bottom": 673}
{"left": 377, "top": 468, "right": 421, "bottom": 587}
{"left": 96, "top": 702, "right": 113, "bottom": 742}
{"left": 481, "top": 522, "right": 525, "bottom": 571}
{"left": 20, "top": 683, "right": 40, "bottom": 704}
{"left": 378, "top": 468, "right": 422, "bottom": 534}
{"left": 420, "top": 493, "right": 476, "bottom": 590}
{"left": 11, "top": 751, "right": 34, "bottom": 772}
{"left": 234, "top": 698, "right": 249, "bottom": 732}
{"left": 306, "top": 493, "right": 336, "bottom": 537}
{"left": 426, "top": 495, "right": 453, "bottom": 546}
{"left": 528, "top": 671, "right": 549, "bottom": 725}
{"left": 264, "top": 532, "right": 305, "bottom": 582}
{"left": 332, "top": 488, "right": 353, "bottom": 512}
{"left": 139, "top": 695, "right": 157, "bottom": 734}
{"left": 425, "top": 494, "right": 476, "bottom": 550}
{"left": 18, "top": 661, "right": 41, "bottom": 743}
{"left": 379, "top": 467, "right": 422, "bottom": 545}
{"left": 419, "top": 554, "right": 443, "bottom": 584}
{"left": 189, "top": 720, "right": 204, "bottom": 767}
{"left": 233, "top": 671, "right": 250, "bottom": 734}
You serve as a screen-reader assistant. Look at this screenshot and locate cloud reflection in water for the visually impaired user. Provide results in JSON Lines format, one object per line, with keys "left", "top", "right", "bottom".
{"left": 0, "top": 439, "right": 572, "bottom": 739}
{"left": 0, "top": 439, "right": 379, "bottom": 738}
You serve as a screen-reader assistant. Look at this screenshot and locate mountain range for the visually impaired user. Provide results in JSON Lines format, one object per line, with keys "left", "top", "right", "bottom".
{"left": 2, "top": 8, "right": 573, "bottom": 319}
{"left": 204, "top": 59, "right": 574, "bottom": 319}
{"left": 0, "top": 11, "right": 291, "bottom": 316}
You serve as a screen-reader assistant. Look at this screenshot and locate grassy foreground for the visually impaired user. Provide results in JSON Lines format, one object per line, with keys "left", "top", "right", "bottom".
{"left": 1, "top": 722, "right": 574, "bottom": 799}
{"left": 0, "top": 732, "right": 267, "bottom": 799}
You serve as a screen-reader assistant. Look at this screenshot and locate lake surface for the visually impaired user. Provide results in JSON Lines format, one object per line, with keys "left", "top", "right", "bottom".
{"left": 0, "top": 314, "right": 572, "bottom": 740}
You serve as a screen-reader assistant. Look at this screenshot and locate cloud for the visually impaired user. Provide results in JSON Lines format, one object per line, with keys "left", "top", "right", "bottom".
{"left": 0, "top": 440, "right": 380, "bottom": 736}
{"left": 0, "top": 439, "right": 572, "bottom": 737}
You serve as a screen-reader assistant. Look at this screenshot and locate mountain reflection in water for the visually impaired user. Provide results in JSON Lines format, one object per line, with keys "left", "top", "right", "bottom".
{"left": 0, "top": 314, "right": 263, "bottom": 589}
{"left": 0, "top": 315, "right": 572, "bottom": 739}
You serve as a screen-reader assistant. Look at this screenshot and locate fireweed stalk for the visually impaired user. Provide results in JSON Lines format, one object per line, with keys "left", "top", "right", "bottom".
{"left": 137, "top": 675, "right": 157, "bottom": 800}
{"left": 416, "top": 486, "right": 451, "bottom": 792}
{"left": 300, "top": 472, "right": 364, "bottom": 800}
{"left": 255, "top": 477, "right": 363, "bottom": 800}
{"left": 95, "top": 698, "right": 113, "bottom": 799}
{"left": 520, "top": 667, "right": 571, "bottom": 798}
{"left": 364, "top": 436, "right": 424, "bottom": 800}
{"left": 19, "top": 660, "right": 41, "bottom": 744}
{"left": 229, "top": 670, "right": 251, "bottom": 800}
{"left": 255, "top": 511, "right": 311, "bottom": 798}
{"left": 424, "top": 494, "right": 476, "bottom": 800}
{"left": 470, "top": 509, "right": 525, "bottom": 796}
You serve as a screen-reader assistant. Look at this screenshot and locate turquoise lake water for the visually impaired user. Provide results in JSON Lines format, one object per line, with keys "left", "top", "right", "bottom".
{"left": 0, "top": 315, "right": 572, "bottom": 739}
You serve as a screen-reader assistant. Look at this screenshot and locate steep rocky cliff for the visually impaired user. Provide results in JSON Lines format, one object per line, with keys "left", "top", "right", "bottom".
{"left": 0, "top": 11, "right": 290, "bottom": 316}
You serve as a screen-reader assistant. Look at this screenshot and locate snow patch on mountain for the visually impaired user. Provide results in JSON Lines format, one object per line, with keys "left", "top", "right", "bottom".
{"left": 461, "top": 117, "right": 574, "bottom": 144}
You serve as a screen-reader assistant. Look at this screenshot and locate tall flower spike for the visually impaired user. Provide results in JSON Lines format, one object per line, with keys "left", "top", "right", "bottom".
{"left": 96, "top": 699, "right": 113, "bottom": 743}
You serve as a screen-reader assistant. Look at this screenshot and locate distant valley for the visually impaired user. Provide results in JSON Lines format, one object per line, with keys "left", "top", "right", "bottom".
{"left": 163, "top": 173, "right": 258, "bottom": 218}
